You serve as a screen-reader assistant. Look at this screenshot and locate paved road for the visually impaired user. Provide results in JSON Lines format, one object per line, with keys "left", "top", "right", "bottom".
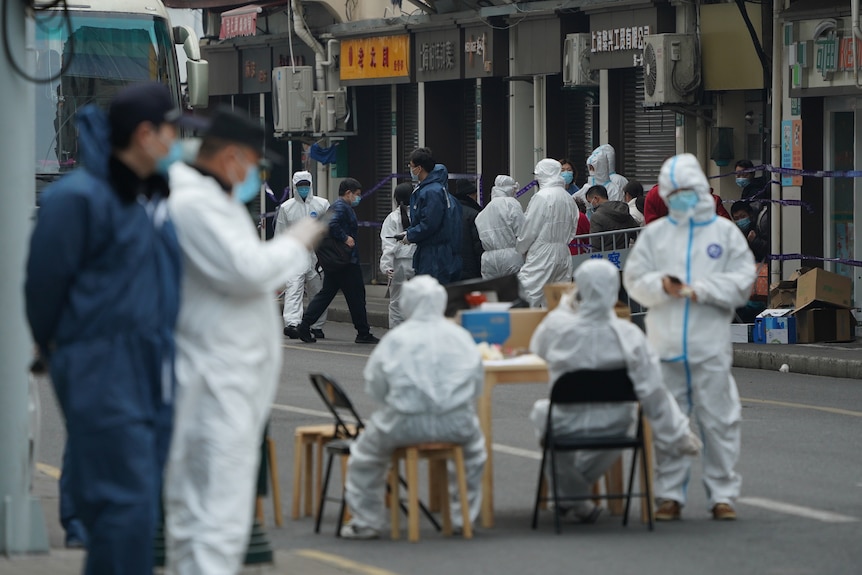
{"left": 20, "top": 320, "right": 862, "bottom": 575}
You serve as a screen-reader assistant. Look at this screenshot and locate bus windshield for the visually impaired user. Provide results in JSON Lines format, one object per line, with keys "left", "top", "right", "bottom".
{"left": 34, "top": 11, "right": 178, "bottom": 178}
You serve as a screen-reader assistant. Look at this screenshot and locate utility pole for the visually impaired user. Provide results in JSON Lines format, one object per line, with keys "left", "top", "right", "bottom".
{"left": 0, "top": 0, "right": 49, "bottom": 554}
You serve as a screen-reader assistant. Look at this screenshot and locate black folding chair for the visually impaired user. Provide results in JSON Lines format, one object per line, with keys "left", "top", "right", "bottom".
{"left": 308, "top": 373, "right": 441, "bottom": 536}
{"left": 531, "top": 368, "right": 654, "bottom": 533}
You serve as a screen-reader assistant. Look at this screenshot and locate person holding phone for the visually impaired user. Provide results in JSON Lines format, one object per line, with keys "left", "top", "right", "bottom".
{"left": 623, "top": 154, "right": 755, "bottom": 523}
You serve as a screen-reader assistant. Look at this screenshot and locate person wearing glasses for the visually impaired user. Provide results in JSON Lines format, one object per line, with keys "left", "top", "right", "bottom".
{"left": 623, "top": 154, "right": 755, "bottom": 523}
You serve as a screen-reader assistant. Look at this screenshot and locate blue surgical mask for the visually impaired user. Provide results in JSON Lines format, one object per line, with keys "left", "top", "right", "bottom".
{"left": 410, "top": 167, "right": 419, "bottom": 183}
{"left": 735, "top": 217, "right": 751, "bottom": 230}
{"left": 156, "top": 141, "right": 183, "bottom": 176}
{"left": 561, "top": 171, "right": 574, "bottom": 185}
{"left": 351, "top": 195, "right": 361, "bottom": 207}
{"left": 668, "top": 190, "right": 699, "bottom": 213}
{"left": 736, "top": 178, "right": 750, "bottom": 189}
{"left": 296, "top": 185, "right": 311, "bottom": 199}
{"left": 234, "top": 164, "right": 261, "bottom": 204}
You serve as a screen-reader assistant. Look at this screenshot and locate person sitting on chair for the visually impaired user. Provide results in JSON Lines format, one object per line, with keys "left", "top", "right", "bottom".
{"left": 529, "top": 259, "right": 702, "bottom": 523}
{"left": 341, "top": 275, "right": 486, "bottom": 539}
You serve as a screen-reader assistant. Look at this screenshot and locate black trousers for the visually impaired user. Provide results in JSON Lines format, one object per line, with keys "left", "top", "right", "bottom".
{"left": 302, "top": 263, "right": 370, "bottom": 335}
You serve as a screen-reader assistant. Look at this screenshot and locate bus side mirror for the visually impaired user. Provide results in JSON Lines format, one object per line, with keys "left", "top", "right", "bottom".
{"left": 174, "top": 25, "right": 209, "bottom": 109}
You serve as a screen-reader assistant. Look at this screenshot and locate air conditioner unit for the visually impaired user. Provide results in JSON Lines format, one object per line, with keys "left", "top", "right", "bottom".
{"left": 312, "top": 89, "right": 348, "bottom": 133}
{"left": 563, "top": 33, "right": 597, "bottom": 87}
{"left": 642, "top": 34, "right": 698, "bottom": 107}
{"left": 272, "top": 66, "right": 314, "bottom": 134}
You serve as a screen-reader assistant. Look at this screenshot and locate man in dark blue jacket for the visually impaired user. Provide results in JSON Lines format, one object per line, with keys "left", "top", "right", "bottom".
{"left": 403, "top": 148, "right": 462, "bottom": 283}
{"left": 25, "top": 83, "right": 188, "bottom": 575}
{"left": 298, "top": 178, "right": 380, "bottom": 344}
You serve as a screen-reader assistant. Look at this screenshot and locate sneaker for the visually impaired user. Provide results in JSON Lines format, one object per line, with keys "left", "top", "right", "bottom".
{"left": 311, "top": 329, "right": 325, "bottom": 339}
{"left": 655, "top": 499, "right": 682, "bottom": 521}
{"left": 355, "top": 333, "right": 380, "bottom": 344}
{"left": 712, "top": 503, "right": 737, "bottom": 521}
{"left": 298, "top": 324, "right": 317, "bottom": 343}
{"left": 339, "top": 524, "right": 380, "bottom": 540}
{"left": 283, "top": 325, "right": 299, "bottom": 339}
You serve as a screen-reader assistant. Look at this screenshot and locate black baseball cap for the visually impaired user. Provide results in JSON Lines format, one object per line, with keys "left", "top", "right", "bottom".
{"left": 202, "top": 106, "right": 283, "bottom": 164}
{"left": 109, "top": 82, "right": 206, "bottom": 148}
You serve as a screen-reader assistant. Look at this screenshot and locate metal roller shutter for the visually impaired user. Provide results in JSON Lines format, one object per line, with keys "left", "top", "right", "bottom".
{"left": 564, "top": 88, "right": 597, "bottom": 185}
{"left": 622, "top": 67, "right": 676, "bottom": 183}
{"left": 463, "top": 81, "right": 478, "bottom": 177}
{"left": 372, "top": 85, "right": 392, "bottom": 284}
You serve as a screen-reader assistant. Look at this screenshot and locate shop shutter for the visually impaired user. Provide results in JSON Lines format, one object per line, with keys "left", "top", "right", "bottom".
{"left": 372, "top": 85, "right": 393, "bottom": 284}
{"left": 621, "top": 67, "right": 676, "bottom": 184}
{"left": 399, "top": 83, "right": 419, "bottom": 171}
{"left": 564, "top": 88, "right": 597, "bottom": 185}
{"left": 463, "top": 82, "right": 478, "bottom": 179}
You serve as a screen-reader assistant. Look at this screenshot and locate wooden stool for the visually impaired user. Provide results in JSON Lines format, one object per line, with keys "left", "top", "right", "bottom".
{"left": 389, "top": 443, "right": 472, "bottom": 543}
{"left": 255, "top": 437, "right": 283, "bottom": 527}
{"left": 291, "top": 424, "right": 355, "bottom": 520}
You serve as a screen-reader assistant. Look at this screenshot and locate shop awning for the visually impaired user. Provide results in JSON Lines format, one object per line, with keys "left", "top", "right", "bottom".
{"left": 219, "top": 4, "right": 263, "bottom": 40}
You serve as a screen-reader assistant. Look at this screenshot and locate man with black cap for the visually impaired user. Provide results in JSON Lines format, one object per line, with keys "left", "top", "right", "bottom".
{"left": 25, "top": 82, "right": 192, "bottom": 575}
{"left": 164, "top": 106, "right": 325, "bottom": 574}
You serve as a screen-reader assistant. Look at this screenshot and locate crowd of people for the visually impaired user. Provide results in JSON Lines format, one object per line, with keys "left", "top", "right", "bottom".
{"left": 24, "top": 82, "right": 764, "bottom": 571}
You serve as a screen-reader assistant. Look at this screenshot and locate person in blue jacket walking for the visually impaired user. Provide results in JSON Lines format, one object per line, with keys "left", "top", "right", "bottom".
{"left": 25, "top": 83, "right": 190, "bottom": 575}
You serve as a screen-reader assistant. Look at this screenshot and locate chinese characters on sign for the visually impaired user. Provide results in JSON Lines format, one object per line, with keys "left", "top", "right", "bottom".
{"left": 781, "top": 119, "right": 803, "bottom": 187}
{"left": 341, "top": 35, "right": 409, "bottom": 81}
{"left": 419, "top": 41, "right": 456, "bottom": 72}
{"left": 219, "top": 12, "right": 257, "bottom": 40}
{"left": 573, "top": 249, "right": 630, "bottom": 271}
{"left": 591, "top": 26, "right": 651, "bottom": 53}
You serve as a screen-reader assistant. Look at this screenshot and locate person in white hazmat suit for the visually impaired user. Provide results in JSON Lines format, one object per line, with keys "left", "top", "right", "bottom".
{"left": 340, "top": 275, "right": 486, "bottom": 539}
{"left": 474, "top": 174, "right": 525, "bottom": 279}
{"left": 275, "top": 170, "right": 330, "bottom": 339}
{"left": 600, "top": 143, "right": 629, "bottom": 194}
{"left": 379, "top": 182, "right": 416, "bottom": 328}
{"left": 164, "top": 108, "right": 326, "bottom": 574}
{"left": 623, "top": 153, "right": 755, "bottom": 522}
{"left": 574, "top": 146, "right": 624, "bottom": 214}
{"left": 516, "top": 159, "right": 578, "bottom": 307}
{"left": 529, "top": 259, "right": 702, "bottom": 522}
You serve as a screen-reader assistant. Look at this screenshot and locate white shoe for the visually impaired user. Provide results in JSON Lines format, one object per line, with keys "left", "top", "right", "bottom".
{"left": 339, "top": 524, "right": 381, "bottom": 540}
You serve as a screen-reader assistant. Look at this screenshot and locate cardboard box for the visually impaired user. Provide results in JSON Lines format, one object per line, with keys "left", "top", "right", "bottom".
{"left": 458, "top": 308, "right": 548, "bottom": 350}
{"left": 768, "top": 281, "right": 797, "bottom": 309}
{"left": 544, "top": 283, "right": 575, "bottom": 311}
{"left": 753, "top": 309, "right": 796, "bottom": 344}
{"left": 795, "top": 308, "right": 856, "bottom": 343}
{"left": 795, "top": 268, "right": 852, "bottom": 310}
{"left": 730, "top": 323, "right": 754, "bottom": 343}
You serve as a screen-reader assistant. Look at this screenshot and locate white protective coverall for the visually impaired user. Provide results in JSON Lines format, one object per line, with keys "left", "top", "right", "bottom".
{"left": 574, "top": 147, "right": 624, "bottom": 209}
{"left": 379, "top": 208, "right": 416, "bottom": 328}
{"left": 516, "top": 159, "right": 578, "bottom": 307}
{"left": 165, "top": 162, "right": 312, "bottom": 575}
{"left": 474, "top": 175, "right": 526, "bottom": 279}
{"left": 529, "top": 259, "right": 700, "bottom": 517}
{"left": 275, "top": 170, "right": 329, "bottom": 331}
{"left": 344, "top": 275, "right": 486, "bottom": 532}
{"left": 623, "top": 153, "right": 755, "bottom": 510}
{"left": 600, "top": 144, "right": 629, "bottom": 195}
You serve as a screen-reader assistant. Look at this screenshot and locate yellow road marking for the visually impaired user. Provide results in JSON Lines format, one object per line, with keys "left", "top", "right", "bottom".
{"left": 282, "top": 344, "right": 371, "bottom": 358}
{"left": 36, "top": 462, "right": 61, "bottom": 480}
{"left": 293, "top": 549, "right": 402, "bottom": 575}
{"left": 741, "top": 397, "right": 862, "bottom": 418}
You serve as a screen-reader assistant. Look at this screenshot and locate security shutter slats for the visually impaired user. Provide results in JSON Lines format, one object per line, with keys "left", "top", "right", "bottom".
{"left": 564, "top": 88, "right": 596, "bottom": 183}
{"left": 622, "top": 67, "right": 676, "bottom": 183}
{"left": 372, "top": 85, "right": 392, "bottom": 284}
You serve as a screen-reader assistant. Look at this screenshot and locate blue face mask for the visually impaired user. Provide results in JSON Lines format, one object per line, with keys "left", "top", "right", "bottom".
{"left": 234, "top": 164, "right": 261, "bottom": 204}
{"left": 736, "top": 177, "right": 750, "bottom": 189}
{"left": 296, "top": 185, "right": 311, "bottom": 199}
{"left": 156, "top": 141, "right": 183, "bottom": 176}
{"left": 668, "top": 190, "right": 699, "bottom": 213}
{"left": 561, "top": 171, "right": 574, "bottom": 185}
{"left": 351, "top": 194, "right": 361, "bottom": 207}
{"left": 735, "top": 217, "right": 751, "bottom": 230}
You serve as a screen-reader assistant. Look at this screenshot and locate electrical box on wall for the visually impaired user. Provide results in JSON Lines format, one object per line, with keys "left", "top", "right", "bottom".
{"left": 563, "top": 33, "right": 597, "bottom": 87}
{"left": 273, "top": 66, "right": 313, "bottom": 134}
{"left": 642, "top": 34, "right": 698, "bottom": 107}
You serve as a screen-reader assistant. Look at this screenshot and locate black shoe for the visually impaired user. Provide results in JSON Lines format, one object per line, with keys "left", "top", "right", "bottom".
{"left": 311, "top": 329, "right": 325, "bottom": 339}
{"left": 284, "top": 325, "right": 299, "bottom": 339}
{"left": 298, "top": 324, "right": 317, "bottom": 343}
{"left": 355, "top": 333, "right": 380, "bottom": 344}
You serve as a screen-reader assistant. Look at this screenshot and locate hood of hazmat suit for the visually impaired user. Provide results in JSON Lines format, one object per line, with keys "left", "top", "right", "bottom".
{"left": 516, "top": 160, "right": 578, "bottom": 306}
{"left": 529, "top": 259, "right": 697, "bottom": 454}
{"left": 575, "top": 147, "right": 624, "bottom": 205}
{"left": 475, "top": 175, "right": 525, "bottom": 279}
{"left": 362, "top": 275, "right": 484, "bottom": 419}
{"left": 600, "top": 143, "right": 629, "bottom": 192}
{"left": 623, "top": 154, "right": 756, "bottom": 364}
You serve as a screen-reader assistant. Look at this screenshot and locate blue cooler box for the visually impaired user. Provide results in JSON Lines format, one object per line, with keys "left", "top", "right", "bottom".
{"left": 753, "top": 310, "right": 797, "bottom": 344}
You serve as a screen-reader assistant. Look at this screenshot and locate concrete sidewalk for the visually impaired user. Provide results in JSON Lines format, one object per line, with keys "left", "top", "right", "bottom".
{"left": 331, "top": 285, "right": 862, "bottom": 380}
